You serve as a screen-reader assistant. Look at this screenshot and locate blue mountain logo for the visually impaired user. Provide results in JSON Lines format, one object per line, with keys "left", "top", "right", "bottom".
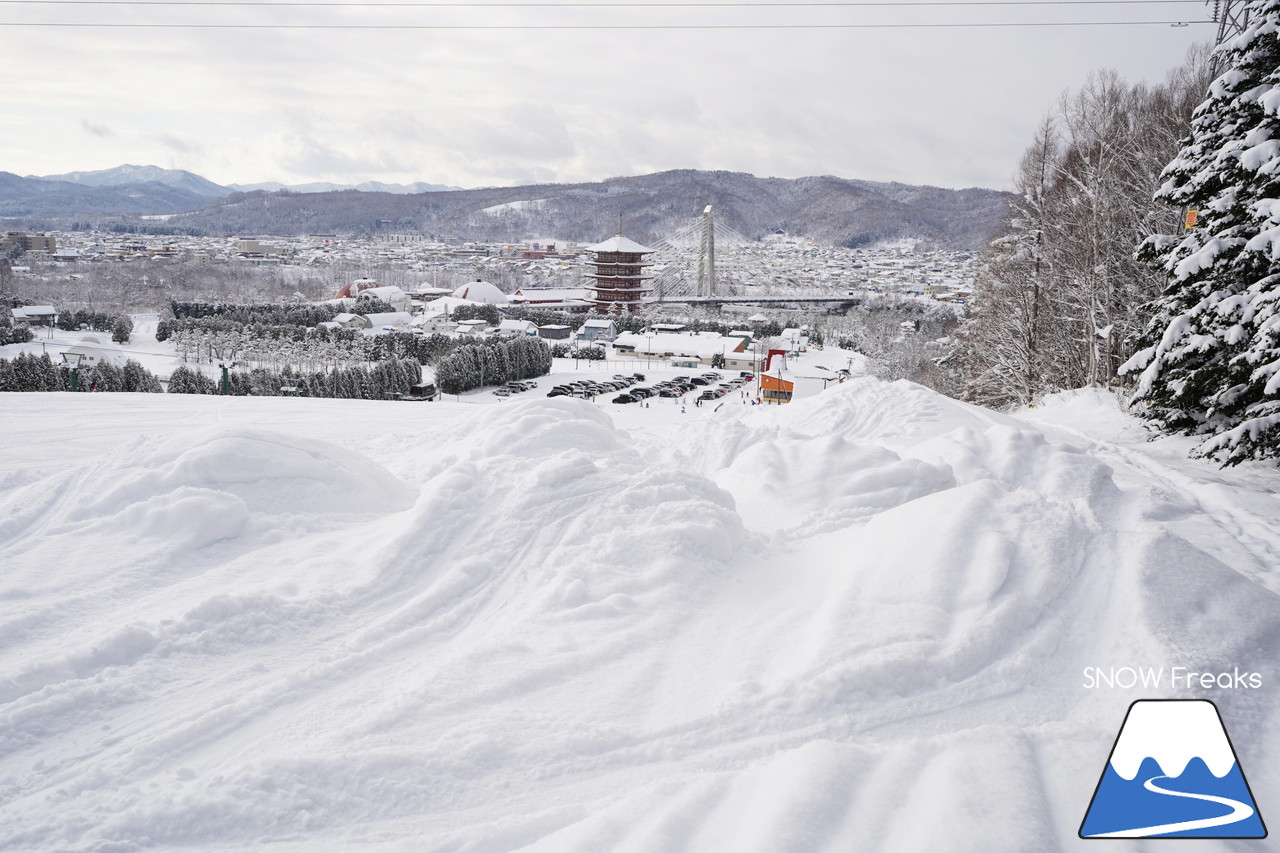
{"left": 1080, "top": 699, "right": 1267, "bottom": 838}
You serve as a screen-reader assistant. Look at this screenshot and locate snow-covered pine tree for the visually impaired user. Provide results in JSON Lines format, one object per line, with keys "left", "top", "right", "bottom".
{"left": 111, "top": 315, "right": 133, "bottom": 344}
{"left": 1126, "top": 0, "right": 1280, "bottom": 463}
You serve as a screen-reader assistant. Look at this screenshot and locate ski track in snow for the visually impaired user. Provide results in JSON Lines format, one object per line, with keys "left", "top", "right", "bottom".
{"left": 0, "top": 381, "right": 1278, "bottom": 852}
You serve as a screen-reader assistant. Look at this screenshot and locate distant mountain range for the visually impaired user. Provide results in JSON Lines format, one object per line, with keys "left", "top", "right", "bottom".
{"left": 227, "top": 179, "right": 461, "bottom": 195}
{"left": 1, "top": 165, "right": 1012, "bottom": 250}
{"left": 33, "top": 164, "right": 230, "bottom": 199}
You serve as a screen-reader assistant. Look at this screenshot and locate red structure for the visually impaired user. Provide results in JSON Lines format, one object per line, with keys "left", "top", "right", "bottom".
{"left": 584, "top": 235, "right": 655, "bottom": 313}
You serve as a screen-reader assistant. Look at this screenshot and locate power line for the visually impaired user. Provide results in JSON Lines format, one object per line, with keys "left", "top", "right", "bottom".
{"left": 0, "top": 17, "right": 1215, "bottom": 25}
{"left": 0, "top": 0, "right": 1214, "bottom": 5}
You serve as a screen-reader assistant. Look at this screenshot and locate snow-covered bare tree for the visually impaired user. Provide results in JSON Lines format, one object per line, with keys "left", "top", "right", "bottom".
{"left": 955, "top": 47, "right": 1213, "bottom": 407}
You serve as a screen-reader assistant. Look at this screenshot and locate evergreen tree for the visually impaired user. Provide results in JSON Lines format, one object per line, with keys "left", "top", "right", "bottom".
{"left": 111, "top": 315, "right": 133, "bottom": 344}
{"left": 1126, "top": 1, "right": 1280, "bottom": 463}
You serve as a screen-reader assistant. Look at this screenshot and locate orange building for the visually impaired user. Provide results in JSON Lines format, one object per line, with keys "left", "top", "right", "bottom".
{"left": 760, "top": 370, "right": 794, "bottom": 404}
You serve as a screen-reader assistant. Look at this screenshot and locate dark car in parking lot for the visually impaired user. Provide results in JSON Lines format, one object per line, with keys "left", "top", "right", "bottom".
{"left": 612, "top": 394, "right": 637, "bottom": 404}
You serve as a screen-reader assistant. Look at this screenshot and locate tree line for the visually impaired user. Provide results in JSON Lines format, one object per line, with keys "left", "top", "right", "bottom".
{"left": 167, "top": 358, "right": 423, "bottom": 398}
{"left": 953, "top": 48, "right": 1215, "bottom": 410}
{"left": 0, "top": 352, "right": 163, "bottom": 392}
{"left": 435, "top": 337, "right": 553, "bottom": 395}
{"left": 954, "top": 15, "right": 1280, "bottom": 464}
{"left": 0, "top": 350, "right": 425, "bottom": 400}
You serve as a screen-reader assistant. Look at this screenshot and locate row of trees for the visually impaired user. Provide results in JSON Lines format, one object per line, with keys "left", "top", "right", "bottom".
{"left": 0, "top": 347, "right": 421, "bottom": 400}
{"left": 435, "top": 338, "right": 553, "bottom": 395}
{"left": 54, "top": 308, "right": 134, "bottom": 342}
{"left": 167, "top": 358, "right": 422, "bottom": 399}
{"left": 548, "top": 343, "right": 606, "bottom": 360}
{"left": 0, "top": 352, "right": 163, "bottom": 393}
{"left": 166, "top": 323, "right": 464, "bottom": 370}
{"left": 170, "top": 300, "right": 343, "bottom": 325}
{"left": 955, "top": 47, "right": 1215, "bottom": 409}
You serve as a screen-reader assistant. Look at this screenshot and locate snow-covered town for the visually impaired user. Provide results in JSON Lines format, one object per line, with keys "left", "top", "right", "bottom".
{"left": 3, "top": 227, "right": 976, "bottom": 305}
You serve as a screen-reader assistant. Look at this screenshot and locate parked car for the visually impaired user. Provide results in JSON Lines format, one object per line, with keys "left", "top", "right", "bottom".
{"left": 547, "top": 389, "right": 569, "bottom": 397}
{"left": 612, "top": 394, "right": 637, "bottom": 404}
{"left": 658, "top": 389, "right": 681, "bottom": 398}
{"left": 631, "top": 387, "right": 654, "bottom": 398}
{"left": 493, "top": 389, "right": 511, "bottom": 397}
{"left": 690, "top": 377, "right": 708, "bottom": 386}
{"left": 631, "top": 373, "right": 646, "bottom": 381}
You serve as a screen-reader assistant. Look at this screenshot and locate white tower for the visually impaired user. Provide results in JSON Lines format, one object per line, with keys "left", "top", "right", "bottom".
{"left": 695, "top": 205, "right": 715, "bottom": 298}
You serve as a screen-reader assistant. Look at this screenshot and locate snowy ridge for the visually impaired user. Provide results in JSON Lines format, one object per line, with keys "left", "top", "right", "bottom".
{"left": 2, "top": 383, "right": 1279, "bottom": 851}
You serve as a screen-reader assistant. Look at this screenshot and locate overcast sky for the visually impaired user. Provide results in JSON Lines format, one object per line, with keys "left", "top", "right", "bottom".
{"left": 3, "top": 0, "right": 1210, "bottom": 191}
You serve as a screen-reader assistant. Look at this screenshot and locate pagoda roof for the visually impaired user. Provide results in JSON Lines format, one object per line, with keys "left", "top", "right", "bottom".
{"left": 588, "top": 235, "right": 655, "bottom": 254}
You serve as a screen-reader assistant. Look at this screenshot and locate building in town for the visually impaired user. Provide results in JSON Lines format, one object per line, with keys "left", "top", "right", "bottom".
{"left": 584, "top": 235, "right": 654, "bottom": 313}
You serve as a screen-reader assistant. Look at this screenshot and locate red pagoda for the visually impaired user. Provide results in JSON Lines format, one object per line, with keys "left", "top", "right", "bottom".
{"left": 584, "top": 235, "right": 655, "bottom": 313}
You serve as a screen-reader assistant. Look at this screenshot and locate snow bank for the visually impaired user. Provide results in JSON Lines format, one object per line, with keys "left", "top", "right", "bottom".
{"left": 1, "top": 381, "right": 1279, "bottom": 852}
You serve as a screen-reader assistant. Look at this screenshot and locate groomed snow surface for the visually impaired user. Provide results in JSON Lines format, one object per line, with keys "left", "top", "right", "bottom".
{"left": 2, "top": 377, "right": 1279, "bottom": 851}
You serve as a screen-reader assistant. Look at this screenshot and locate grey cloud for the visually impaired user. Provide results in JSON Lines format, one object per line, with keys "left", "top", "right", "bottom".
{"left": 158, "top": 133, "right": 199, "bottom": 154}
{"left": 81, "top": 119, "right": 114, "bottom": 138}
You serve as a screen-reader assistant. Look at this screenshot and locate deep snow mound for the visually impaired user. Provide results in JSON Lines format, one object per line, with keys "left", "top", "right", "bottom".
{"left": 1, "top": 386, "right": 1279, "bottom": 853}
{"left": 70, "top": 426, "right": 416, "bottom": 525}
{"left": 753, "top": 376, "right": 1019, "bottom": 445}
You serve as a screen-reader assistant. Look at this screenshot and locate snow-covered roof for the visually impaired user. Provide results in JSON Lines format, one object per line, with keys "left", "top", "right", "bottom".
{"left": 64, "top": 344, "right": 125, "bottom": 367}
{"left": 360, "top": 286, "right": 407, "bottom": 300}
{"left": 12, "top": 305, "right": 57, "bottom": 318}
{"left": 362, "top": 312, "right": 412, "bottom": 328}
{"left": 613, "top": 332, "right": 745, "bottom": 358}
{"left": 587, "top": 235, "right": 654, "bottom": 254}
{"left": 419, "top": 296, "right": 485, "bottom": 318}
{"left": 497, "top": 319, "right": 537, "bottom": 331}
{"left": 510, "top": 288, "right": 591, "bottom": 302}
{"left": 581, "top": 319, "right": 616, "bottom": 328}
{"left": 451, "top": 280, "right": 508, "bottom": 304}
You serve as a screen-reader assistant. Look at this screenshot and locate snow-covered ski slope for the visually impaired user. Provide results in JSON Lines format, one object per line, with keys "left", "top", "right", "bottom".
{"left": 2, "top": 378, "right": 1278, "bottom": 852}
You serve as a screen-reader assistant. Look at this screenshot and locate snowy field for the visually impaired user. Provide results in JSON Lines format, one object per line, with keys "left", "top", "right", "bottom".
{"left": 2, "top": 377, "right": 1279, "bottom": 851}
